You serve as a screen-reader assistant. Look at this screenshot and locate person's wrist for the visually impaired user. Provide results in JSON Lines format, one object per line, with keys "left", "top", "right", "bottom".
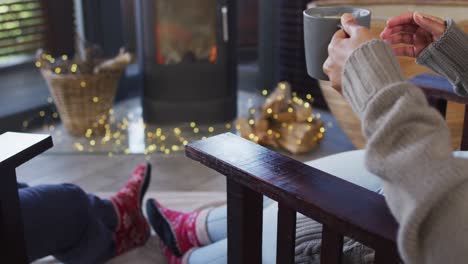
{"left": 417, "top": 19, "right": 464, "bottom": 65}
{"left": 342, "top": 39, "right": 406, "bottom": 115}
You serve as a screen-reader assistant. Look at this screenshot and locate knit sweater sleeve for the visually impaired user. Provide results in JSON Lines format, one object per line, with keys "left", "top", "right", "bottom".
{"left": 416, "top": 19, "right": 468, "bottom": 96}
{"left": 342, "top": 40, "right": 468, "bottom": 263}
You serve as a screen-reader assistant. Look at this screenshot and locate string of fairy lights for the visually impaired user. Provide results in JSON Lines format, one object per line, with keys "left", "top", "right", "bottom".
{"left": 28, "top": 54, "right": 328, "bottom": 158}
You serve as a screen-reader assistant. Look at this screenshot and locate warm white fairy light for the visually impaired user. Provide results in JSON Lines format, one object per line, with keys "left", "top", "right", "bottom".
{"left": 23, "top": 80, "right": 323, "bottom": 157}
{"left": 71, "top": 64, "right": 78, "bottom": 73}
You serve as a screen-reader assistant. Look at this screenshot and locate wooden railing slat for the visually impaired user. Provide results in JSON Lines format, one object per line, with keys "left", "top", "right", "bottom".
{"left": 320, "top": 226, "right": 344, "bottom": 264}
{"left": 276, "top": 204, "right": 296, "bottom": 264}
{"left": 427, "top": 97, "right": 448, "bottom": 119}
{"left": 461, "top": 105, "right": 468, "bottom": 151}
{"left": 374, "top": 245, "right": 401, "bottom": 264}
{"left": 227, "top": 179, "right": 263, "bottom": 264}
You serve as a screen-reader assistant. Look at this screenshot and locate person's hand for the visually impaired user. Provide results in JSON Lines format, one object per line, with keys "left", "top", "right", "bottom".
{"left": 323, "top": 13, "right": 374, "bottom": 93}
{"left": 380, "top": 12, "right": 446, "bottom": 57}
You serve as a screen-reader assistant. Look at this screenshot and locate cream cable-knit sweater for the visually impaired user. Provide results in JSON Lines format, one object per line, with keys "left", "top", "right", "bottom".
{"left": 341, "top": 19, "right": 468, "bottom": 264}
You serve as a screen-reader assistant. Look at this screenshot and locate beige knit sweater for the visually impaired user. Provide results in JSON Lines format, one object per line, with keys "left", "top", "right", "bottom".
{"left": 295, "top": 19, "right": 468, "bottom": 263}
{"left": 342, "top": 19, "right": 468, "bottom": 264}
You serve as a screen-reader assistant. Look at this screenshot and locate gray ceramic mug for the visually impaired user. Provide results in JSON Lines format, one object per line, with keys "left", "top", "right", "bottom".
{"left": 303, "top": 6, "right": 371, "bottom": 80}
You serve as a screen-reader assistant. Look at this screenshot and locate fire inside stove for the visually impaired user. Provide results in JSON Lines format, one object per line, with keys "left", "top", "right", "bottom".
{"left": 154, "top": 0, "right": 218, "bottom": 64}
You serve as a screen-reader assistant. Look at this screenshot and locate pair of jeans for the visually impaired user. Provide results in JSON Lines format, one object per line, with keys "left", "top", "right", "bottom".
{"left": 18, "top": 183, "right": 117, "bottom": 264}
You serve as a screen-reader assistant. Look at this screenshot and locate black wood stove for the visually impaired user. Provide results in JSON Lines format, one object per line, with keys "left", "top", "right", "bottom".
{"left": 136, "top": 0, "right": 237, "bottom": 123}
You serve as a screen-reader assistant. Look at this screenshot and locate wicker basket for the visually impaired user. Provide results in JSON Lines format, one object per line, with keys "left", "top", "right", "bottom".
{"left": 41, "top": 69, "right": 123, "bottom": 136}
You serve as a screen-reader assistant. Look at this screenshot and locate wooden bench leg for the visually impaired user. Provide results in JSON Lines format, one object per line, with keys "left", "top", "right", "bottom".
{"left": 428, "top": 97, "right": 448, "bottom": 119}
{"left": 276, "top": 203, "right": 296, "bottom": 264}
{"left": 461, "top": 105, "right": 468, "bottom": 151}
{"left": 320, "top": 225, "right": 343, "bottom": 264}
{"left": 227, "top": 179, "right": 263, "bottom": 264}
{"left": 375, "top": 244, "right": 400, "bottom": 264}
{"left": 0, "top": 169, "right": 28, "bottom": 263}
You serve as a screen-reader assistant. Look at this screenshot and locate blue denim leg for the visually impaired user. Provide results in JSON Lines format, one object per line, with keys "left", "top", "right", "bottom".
{"left": 20, "top": 184, "right": 117, "bottom": 264}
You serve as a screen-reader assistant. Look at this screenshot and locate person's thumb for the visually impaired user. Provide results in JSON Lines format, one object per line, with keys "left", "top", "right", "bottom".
{"left": 413, "top": 12, "right": 446, "bottom": 38}
{"left": 341, "top": 13, "right": 359, "bottom": 36}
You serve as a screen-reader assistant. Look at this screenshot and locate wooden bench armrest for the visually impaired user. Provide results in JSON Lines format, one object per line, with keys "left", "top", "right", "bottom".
{"left": 186, "top": 133, "right": 398, "bottom": 250}
{"left": 0, "top": 132, "right": 53, "bottom": 170}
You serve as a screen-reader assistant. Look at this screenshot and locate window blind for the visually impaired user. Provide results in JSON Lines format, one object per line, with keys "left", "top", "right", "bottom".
{"left": 0, "top": 0, "right": 46, "bottom": 63}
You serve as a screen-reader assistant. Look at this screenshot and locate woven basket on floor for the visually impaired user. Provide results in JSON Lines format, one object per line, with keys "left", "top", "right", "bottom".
{"left": 41, "top": 69, "right": 123, "bottom": 136}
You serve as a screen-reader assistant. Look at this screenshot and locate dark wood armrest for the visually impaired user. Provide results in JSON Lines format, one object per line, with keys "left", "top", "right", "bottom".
{"left": 186, "top": 133, "right": 398, "bottom": 262}
{"left": 0, "top": 132, "right": 53, "bottom": 169}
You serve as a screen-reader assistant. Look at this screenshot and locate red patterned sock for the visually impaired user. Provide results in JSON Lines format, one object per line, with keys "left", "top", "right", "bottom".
{"left": 111, "top": 163, "right": 151, "bottom": 256}
{"left": 146, "top": 198, "right": 212, "bottom": 256}
{"left": 161, "top": 243, "right": 195, "bottom": 264}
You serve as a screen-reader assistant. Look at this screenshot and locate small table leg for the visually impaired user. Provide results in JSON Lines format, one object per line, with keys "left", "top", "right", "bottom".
{"left": 0, "top": 169, "right": 28, "bottom": 263}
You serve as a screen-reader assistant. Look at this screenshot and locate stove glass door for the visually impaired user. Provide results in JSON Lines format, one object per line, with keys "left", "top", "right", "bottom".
{"left": 154, "top": 0, "right": 218, "bottom": 65}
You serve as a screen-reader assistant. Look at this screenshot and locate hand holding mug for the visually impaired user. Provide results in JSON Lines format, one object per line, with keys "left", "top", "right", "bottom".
{"left": 323, "top": 13, "right": 374, "bottom": 93}
{"left": 380, "top": 12, "right": 447, "bottom": 57}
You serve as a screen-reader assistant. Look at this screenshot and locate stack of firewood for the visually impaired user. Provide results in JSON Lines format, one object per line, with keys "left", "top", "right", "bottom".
{"left": 236, "top": 82, "right": 325, "bottom": 154}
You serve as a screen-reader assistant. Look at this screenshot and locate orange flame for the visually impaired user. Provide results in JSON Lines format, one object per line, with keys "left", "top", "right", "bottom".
{"left": 209, "top": 46, "right": 217, "bottom": 63}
